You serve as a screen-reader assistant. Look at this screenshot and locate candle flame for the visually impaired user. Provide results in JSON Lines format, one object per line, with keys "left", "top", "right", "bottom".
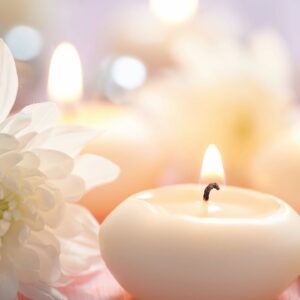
{"left": 149, "top": 0, "right": 198, "bottom": 25}
{"left": 200, "top": 144, "right": 225, "bottom": 184}
{"left": 48, "top": 42, "right": 83, "bottom": 104}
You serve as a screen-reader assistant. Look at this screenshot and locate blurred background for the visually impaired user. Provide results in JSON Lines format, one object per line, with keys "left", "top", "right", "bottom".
{"left": 2, "top": 0, "right": 300, "bottom": 221}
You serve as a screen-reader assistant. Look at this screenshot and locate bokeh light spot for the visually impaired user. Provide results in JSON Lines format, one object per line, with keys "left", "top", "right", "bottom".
{"left": 111, "top": 56, "right": 147, "bottom": 90}
{"left": 5, "top": 25, "right": 43, "bottom": 61}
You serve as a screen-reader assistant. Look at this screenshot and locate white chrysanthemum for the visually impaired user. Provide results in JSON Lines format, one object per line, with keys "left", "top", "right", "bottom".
{"left": 0, "top": 40, "right": 119, "bottom": 300}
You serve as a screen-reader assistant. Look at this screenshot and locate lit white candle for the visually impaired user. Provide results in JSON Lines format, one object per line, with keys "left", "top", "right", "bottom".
{"left": 100, "top": 144, "right": 300, "bottom": 300}
{"left": 47, "top": 44, "right": 166, "bottom": 222}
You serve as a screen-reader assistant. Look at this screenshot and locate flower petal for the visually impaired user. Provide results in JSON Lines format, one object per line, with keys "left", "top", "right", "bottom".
{"left": 30, "top": 244, "right": 61, "bottom": 283}
{"left": 17, "top": 151, "right": 40, "bottom": 169}
{"left": 0, "top": 39, "right": 18, "bottom": 123}
{"left": 9, "top": 246, "right": 40, "bottom": 274}
{"left": 33, "top": 149, "right": 74, "bottom": 179}
{"left": 0, "top": 151, "right": 22, "bottom": 173}
{"left": 55, "top": 204, "right": 102, "bottom": 277}
{"left": 30, "top": 229, "right": 60, "bottom": 253}
{"left": 0, "top": 133, "right": 19, "bottom": 154}
{"left": 42, "top": 201, "right": 66, "bottom": 228}
{"left": 21, "top": 102, "right": 59, "bottom": 133}
{"left": 6, "top": 221, "right": 30, "bottom": 248}
{"left": 0, "top": 112, "right": 31, "bottom": 135}
{"left": 73, "top": 154, "right": 120, "bottom": 190}
{"left": 25, "top": 129, "right": 51, "bottom": 150}
{"left": 51, "top": 175, "right": 85, "bottom": 202}
{"left": 54, "top": 203, "right": 99, "bottom": 239}
{"left": 38, "top": 125, "right": 100, "bottom": 157}
{"left": 36, "top": 186, "right": 57, "bottom": 211}
{"left": 0, "top": 259, "right": 18, "bottom": 299}
{"left": 18, "top": 132, "right": 38, "bottom": 149}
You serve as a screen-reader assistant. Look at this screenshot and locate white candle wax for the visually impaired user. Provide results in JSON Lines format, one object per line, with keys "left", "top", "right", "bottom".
{"left": 100, "top": 184, "right": 300, "bottom": 300}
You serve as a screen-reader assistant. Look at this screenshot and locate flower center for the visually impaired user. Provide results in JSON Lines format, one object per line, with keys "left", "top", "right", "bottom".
{"left": 0, "top": 186, "right": 20, "bottom": 238}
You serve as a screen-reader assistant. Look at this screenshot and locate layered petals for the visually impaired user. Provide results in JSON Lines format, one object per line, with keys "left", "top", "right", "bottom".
{"left": 55, "top": 204, "right": 103, "bottom": 277}
{"left": 20, "top": 102, "right": 59, "bottom": 134}
{"left": 51, "top": 175, "right": 85, "bottom": 202}
{"left": 0, "top": 40, "right": 119, "bottom": 300}
{"left": 35, "top": 125, "right": 100, "bottom": 157}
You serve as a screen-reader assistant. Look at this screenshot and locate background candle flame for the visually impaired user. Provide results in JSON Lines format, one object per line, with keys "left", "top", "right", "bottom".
{"left": 200, "top": 144, "right": 225, "bottom": 184}
{"left": 149, "top": 0, "right": 199, "bottom": 25}
{"left": 48, "top": 42, "right": 83, "bottom": 104}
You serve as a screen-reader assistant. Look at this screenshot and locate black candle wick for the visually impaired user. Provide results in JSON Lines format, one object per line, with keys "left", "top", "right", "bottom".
{"left": 203, "top": 183, "right": 220, "bottom": 201}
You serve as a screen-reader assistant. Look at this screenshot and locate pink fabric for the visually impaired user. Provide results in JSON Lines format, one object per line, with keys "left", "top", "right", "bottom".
{"left": 58, "top": 268, "right": 132, "bottom": 300}
{"left": 18, "top": 265, "right": 300, "bottom": 300}
{"left": 278, "top": 279, "right": 300, "bottom": 300}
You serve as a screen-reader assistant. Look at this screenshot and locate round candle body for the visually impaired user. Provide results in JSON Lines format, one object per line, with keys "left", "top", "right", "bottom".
{"left": 250, "top": 131, "right": 300, "bottom": 213}
{"left": 100, "top": 184, "right": 300, "bottom": 300}
{"left": 59, "top": 101, "right": 166, "bottom": 221}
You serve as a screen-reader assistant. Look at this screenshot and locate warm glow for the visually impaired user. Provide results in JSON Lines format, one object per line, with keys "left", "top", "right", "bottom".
{"left": 48, "top": 42, "right": 83, "bottom": 104}
{"left": 150, "top": 0, "right": 198, "bottom": 25}
{"left": 200, "top": 144, "right": 225, "bottom": 184}
{"left": 111, "top": 56, "right": 147, "bottom": 90}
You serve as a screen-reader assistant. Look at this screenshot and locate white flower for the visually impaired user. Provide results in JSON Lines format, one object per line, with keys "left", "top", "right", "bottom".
{"left": 0, "top": 40, "right": 120, "bottom": 300}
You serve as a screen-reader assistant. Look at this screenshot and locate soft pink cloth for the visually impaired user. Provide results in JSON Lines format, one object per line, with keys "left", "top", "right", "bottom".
{"left": 58, "top": 269, "right": 132, "bottom": 300}
{"left": 278, "top": 279, "right": 300, "bottom": 300}
{"left": 18, "top": 265, "right": 300, "bottom": 300}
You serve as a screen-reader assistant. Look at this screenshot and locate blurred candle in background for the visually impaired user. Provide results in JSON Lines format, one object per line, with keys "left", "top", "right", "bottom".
{"left": 48, "top": 42, "right": 83, "bottom": 104}
{"left": 250, "top": 123, "right": 300, "bottom": 213}
{"left": 48, "top": 42, "right": 167, "bottom": 222}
